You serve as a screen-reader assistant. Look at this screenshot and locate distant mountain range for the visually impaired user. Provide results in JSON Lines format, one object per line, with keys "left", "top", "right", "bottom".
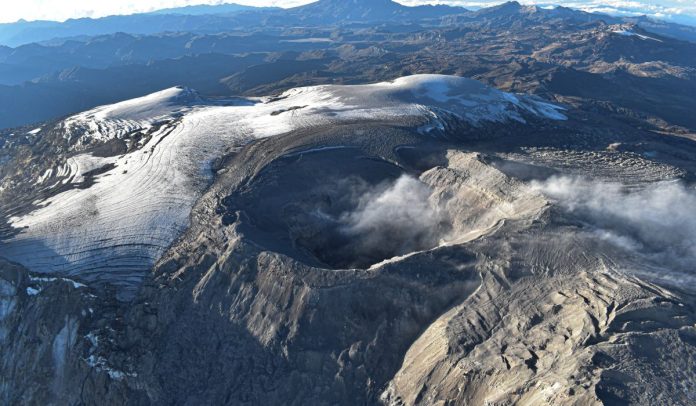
{"left": 3, "top": 0, "right": 696, "bottom": 48}
{"left": 287, "top": 0, "right": 464, "bottom": 22}
{"left": 148, "top": 3, "right": 277, "bottom": 16}
{"left": 1, "top": 1, "right": 694, "bottom": 49}
{"left": 1, "top": 0, "right": 696, "bottom": 130}
{"left": 0, "top": 13, "right": 257, "bottom": 48}
{"left": 0, "top": 0, "right": 464, "bottom": 47}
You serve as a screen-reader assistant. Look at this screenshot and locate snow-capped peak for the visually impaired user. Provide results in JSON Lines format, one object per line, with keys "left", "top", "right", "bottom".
{"left": 2, "top": 75, "right": 565, "bottom": 297}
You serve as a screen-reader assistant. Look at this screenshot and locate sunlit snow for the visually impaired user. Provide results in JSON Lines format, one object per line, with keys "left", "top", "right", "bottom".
{"left": 2, "top": 75, "right": 566, "bottom": 296}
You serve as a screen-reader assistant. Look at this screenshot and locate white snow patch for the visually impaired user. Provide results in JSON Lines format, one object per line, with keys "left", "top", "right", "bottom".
{"left": 36, "top": 168, "right": 54, "bottom": 185}
{"left": 612, "top": 29, "right": 663, "bottom": 42}
{"left": 62, "top": 86, "right": 200, "bottom": 146}
{"left": 85, "top": 332, "right": 98, "bottom": 348}
{"left": 85, "top": 353, "right": 137, "bottom": 381}
{"left": 29, "top": 276, "right": 87, "bottom": 289}
{"left": 281, "top": 38, "right": 333, "bottom": 43}
{"left": 3, "top": 75, "right": 566, "bottom": 292}
{"left": 26, "top": 287, "right": 41, "bottom": 296}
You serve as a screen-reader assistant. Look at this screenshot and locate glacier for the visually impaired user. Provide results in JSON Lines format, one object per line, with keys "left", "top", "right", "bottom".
{"left": 0, "top": 75, "right": 566, "bottom": 297}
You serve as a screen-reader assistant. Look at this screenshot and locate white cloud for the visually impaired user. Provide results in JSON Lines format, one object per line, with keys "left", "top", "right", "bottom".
{"left": 532, "top": 176, "right": 696, "bottom": 285}
{"left": 302, "top": 174, "right": 450, "bottom": 268}
{"left": 340, "top": 174, "right": 447, "bottom": 254}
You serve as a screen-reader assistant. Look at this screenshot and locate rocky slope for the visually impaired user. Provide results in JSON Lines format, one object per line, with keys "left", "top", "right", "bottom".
{"left": 0, "top": 75, "right": 565, "bottom": 298}
{"left": 1, "top": 75, "right": 695, "bottom": 405}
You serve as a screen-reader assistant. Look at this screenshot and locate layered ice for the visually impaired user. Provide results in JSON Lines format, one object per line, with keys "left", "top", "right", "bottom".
{"left": 0, "top": 75, "right": 566, "bottom": 295}
{"left": 62, "top": 86, "right": 202, "bottom": 147}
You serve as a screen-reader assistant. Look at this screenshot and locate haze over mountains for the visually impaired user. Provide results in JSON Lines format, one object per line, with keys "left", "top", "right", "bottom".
{"left": 1, "top": 0, "right": 696, "bottom": 131}
{"left": 2, "top": 0, "right": 695, "bottom": 48}
{"left": 0, "top": 0, "right": 464, "bottom": 47}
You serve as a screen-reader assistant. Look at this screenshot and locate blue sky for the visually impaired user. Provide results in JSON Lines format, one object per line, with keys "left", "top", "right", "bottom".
{"left": 1, "top": 1, "right": 695, "bottom": 25}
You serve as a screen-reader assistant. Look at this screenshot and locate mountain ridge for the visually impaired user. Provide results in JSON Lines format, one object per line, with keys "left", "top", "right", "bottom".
{"left": 289, "top": 0, "right": 465, "bottom": 21}
{"left": 0, "top": 0, "right": 466, "bottom": 47}
{"left": 148, "top": 2, "right": 278, "bottom": 16}
{"left": 2, "top": 1, "right": 696, "bottom": 48}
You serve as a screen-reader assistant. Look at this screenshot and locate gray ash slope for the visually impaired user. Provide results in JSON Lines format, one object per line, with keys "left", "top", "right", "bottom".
{"left": 1, "top": 73, "right": 696, "bottom": 405}
{"left": 0, "top": 75, "right": 567, "bottom": 299}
